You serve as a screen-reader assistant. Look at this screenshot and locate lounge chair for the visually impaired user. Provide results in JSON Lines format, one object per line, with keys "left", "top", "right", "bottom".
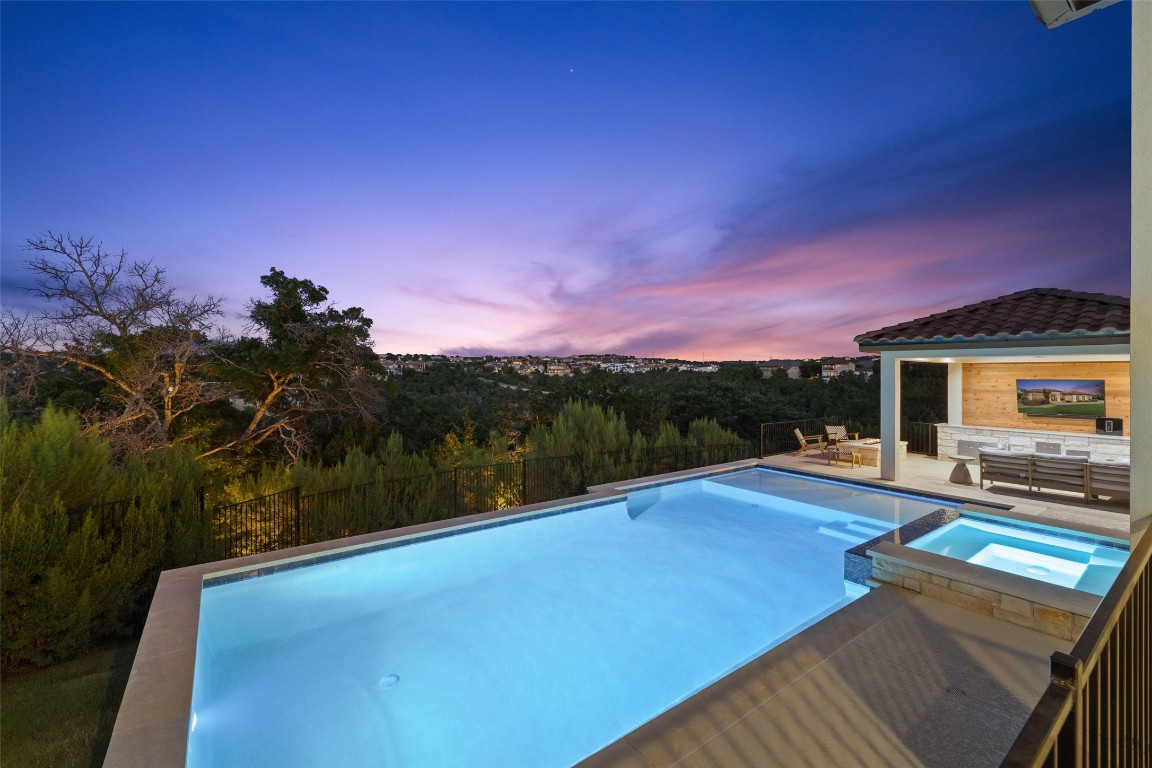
{"left": 794, "top": 428, "right": 827, "bottom": 457}
{"left": 825, "top": 425, "right": 859, "bottom": 445}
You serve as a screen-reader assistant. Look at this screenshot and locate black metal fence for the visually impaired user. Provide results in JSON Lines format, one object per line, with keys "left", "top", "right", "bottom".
{"left": 63, "top": 442, "right": 755, "bottom": 560}
{"left": 583, "top": 442, "right": 756, "bottom": 488}
{"left": 68, "top": 496, "right": 141, "bottom": 535}
{"left": 759, "top": 417, "right": 938, "bottom": 457}
{"left": 67, "top": 488, "right": 206, "bottom": 537}
{"left": 1000, "top": 520, "right": 1151, "bottom": 767}
{"left": 212, "top": 442, "right": 756, "bottom": 558}
{"left": 213, "top": 487, "right": 302, "bottom": 557}
{"left": 69, "top": 424, "right": 970, "bottom": 559}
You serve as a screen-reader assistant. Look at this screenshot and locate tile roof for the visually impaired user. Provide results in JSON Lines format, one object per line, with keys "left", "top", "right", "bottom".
{"left": 854, "top": 288, "right": 1130, "bottom": 347}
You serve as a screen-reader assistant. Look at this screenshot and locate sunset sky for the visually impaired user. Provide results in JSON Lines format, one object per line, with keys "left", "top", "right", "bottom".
{"left": 0, "top": 2, "right": 1131, "bottom": 360}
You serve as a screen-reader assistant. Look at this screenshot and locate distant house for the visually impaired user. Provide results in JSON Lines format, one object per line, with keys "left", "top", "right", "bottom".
{"left": 851, "top": 356, "right": 877, "bottom": 378}
{"left": 759, "top": 360, "right": 802, "bottom": 379}
{"left": 1018, "top": 388, "right": 1099, "bottom": 404}
{"left": 545, "top": 362, "right": 572, "bottom": 376}
{"left": 1020, "top": 390, "right": 1048, "bottom": 404}
{"left": 821, "top": 358, "right": 856, "bottom": 380}
{"left": 1050, "top": 390, "right": 1095, "bottom": 403}
{"left": 505, "top": 358, "right": 541, "bottom": 375}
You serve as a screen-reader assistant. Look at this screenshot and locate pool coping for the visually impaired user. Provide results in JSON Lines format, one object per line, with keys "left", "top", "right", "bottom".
{"left": 101, "top": 458, "right": 1104, "bottom": 767}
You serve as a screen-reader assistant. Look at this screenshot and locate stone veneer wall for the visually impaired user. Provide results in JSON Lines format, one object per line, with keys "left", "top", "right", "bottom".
{"left": 870, "top": 550, "right": 1093, "bottom": 640}
{"left": 936, "top": 423, "right": 1130, "bottom": 462}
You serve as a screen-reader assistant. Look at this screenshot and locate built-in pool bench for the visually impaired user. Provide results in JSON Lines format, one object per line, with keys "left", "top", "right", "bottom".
{"left": 978, "top": 449, "right": 1130, "bottom": 503}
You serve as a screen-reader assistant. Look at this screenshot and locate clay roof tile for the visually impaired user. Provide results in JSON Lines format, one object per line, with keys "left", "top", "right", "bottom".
{"left": 854, "top": 288, "right": 1129, "bottom": 347}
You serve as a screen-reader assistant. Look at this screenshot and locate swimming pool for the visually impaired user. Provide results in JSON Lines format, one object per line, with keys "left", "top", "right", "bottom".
{"left": 187, "top": 468, "right": 955, "bottom": 768}
{"left": 908, "top": 516, "right": 1129, "bottom": 595}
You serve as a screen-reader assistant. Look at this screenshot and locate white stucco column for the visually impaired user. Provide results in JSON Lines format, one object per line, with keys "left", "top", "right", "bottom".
{"left": 880, "top": 351, "right": 901, "bottom": 481}
{"left": 1131, "top": 1, "right": 1151, "bottom": 533}
{"left": 947, "top": 363, "right": 963, "bottom": 425}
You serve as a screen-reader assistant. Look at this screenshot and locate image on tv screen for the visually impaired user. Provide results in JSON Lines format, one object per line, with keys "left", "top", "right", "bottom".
{"left": 1016, "top": 379, "right": 1105, "bottom": 418}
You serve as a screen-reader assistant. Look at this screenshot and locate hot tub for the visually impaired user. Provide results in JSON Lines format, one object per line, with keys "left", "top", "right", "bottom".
{"left": 907, "top": 516, "right": 1128, "bottom": 596}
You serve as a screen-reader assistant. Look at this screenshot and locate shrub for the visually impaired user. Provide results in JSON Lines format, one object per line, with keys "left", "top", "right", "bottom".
{"left": 0, "top": 405, "right": 208, "bottom": 671}
{"left": 1, "top": 499, "right": 96, "bottom": 667}
{"left": 0, "top": 402, "right": 112, "bottom": 512}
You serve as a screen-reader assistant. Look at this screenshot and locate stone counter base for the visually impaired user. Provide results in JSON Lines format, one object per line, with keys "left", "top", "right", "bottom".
{"left": 936, "top": 423, "right": 1129, "bottom": 464}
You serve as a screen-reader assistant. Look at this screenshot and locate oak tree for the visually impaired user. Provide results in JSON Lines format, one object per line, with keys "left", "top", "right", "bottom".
{"left": 210, "top": 268, "right": 384, "bottom": 462}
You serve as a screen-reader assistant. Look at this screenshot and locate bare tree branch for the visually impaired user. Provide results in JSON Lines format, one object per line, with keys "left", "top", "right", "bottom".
{"left": 1, "top": 232, "right": 231, "bottom": 456}
{"left": 3, "top": 240, "right": 387, "bottom": 464}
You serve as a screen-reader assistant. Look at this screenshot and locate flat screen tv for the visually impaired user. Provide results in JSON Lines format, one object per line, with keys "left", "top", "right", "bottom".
{"left": 1016, "top": 379, "right": 1105, "bottom": 418}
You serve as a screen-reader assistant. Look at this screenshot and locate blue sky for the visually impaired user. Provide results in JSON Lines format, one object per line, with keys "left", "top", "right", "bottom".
{"left": 1, "top": 1, "right": 1131, "bottom": 359}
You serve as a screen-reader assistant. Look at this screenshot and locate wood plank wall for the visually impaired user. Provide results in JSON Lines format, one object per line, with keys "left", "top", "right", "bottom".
{"left": 961, "top": 362, "right": 1130, "bottom": 432}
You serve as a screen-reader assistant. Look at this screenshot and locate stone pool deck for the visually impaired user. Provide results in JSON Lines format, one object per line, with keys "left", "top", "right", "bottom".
{"left": 579, "top": 585, "right": 1072, "bottom": 768}
{"left": 578, "top": 454, "right": 1129, "bottom": 768}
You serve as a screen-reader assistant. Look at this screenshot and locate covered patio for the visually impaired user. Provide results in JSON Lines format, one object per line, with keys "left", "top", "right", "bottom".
{"left": 851, "top": 288, "right": 1131, "bottom": 503}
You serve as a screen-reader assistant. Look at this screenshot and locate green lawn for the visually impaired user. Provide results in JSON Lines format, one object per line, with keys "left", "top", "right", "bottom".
{"left": 1018, "top": 402, "right": 1105, "bottom": 417}
{"left": 1, "top": 640, "right": 138, "bottom": 768}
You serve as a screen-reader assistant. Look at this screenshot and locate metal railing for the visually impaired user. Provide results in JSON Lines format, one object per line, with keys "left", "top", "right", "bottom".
{"left": 758, "top": 417, "right": 938, "bottom": 457}
{"left": 214, "top": 486, "right": 302, "bottom": 557}
{"left": 583, "top": 442, "right": 756, "bottom": 488}
{"left": 212, "top": 456, "right": 582, "bottom": 558}
{"left": 1000, "top": 522, "right": 1151, "bottom": 767}
{"left": 68, "top": 496, "right": 141, "bottom": 535}
{"left": 211, "top": 443, "right": 755, "bottom": 558}
{"left": 67, "top": 488, "right": 206, "bottom": 537}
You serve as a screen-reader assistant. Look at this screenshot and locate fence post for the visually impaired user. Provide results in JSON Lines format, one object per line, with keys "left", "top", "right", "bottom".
{"left": 213, "top": 502, "right": 222, "bottom": 560}
{"left": 521, "top": 459, "right": 528, "bottom": 505}
{"left": 293, "top": 487, "right": 302, "bottom": 547}
{"left": 453, "top": 467, "right": 459, "bottom": 517}
{"left": 576, "top": 453, "right": 586, "bottom": 492}
{"left": 196, "top": 487, "right": 209, "bottom": 557}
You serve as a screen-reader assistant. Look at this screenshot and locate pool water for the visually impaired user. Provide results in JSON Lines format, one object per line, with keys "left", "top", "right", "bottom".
{"left": 187, "top": 469, "right": 954, "bottom": 768}
{"left": 707, "top": 469, "right": 956, "bottom": 529}
{"left": 908, "top": 517, "right": 1128, "bottom": 595}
